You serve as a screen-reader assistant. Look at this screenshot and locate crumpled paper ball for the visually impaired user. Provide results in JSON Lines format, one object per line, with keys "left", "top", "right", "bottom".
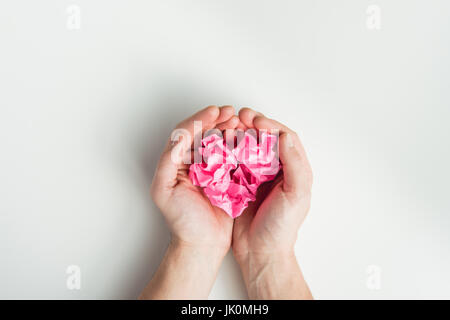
{"left": 189, "top": 131, "right": 281, "bottom": 218}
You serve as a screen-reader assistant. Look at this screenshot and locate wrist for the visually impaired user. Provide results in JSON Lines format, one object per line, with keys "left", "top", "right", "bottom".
{"left": 169, "top": 237, "right": 229, "bottom": 264}
{"left": 234, "top": 247, "right": 296, "bottom": 270}
{"left": 140, "top": 237, "right": 229, "bottom": 299}
{"left": 236, "top": 249, "right": 300, "bottom": 298}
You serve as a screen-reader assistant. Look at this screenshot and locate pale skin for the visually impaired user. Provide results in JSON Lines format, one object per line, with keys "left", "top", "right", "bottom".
{"left": 139, "top": 106, "right": 313, "bottom": 300}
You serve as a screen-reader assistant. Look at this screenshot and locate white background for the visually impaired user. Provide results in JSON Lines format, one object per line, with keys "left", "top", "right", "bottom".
{"left": 1, "top": 0, "right": 450, "bottom": 299}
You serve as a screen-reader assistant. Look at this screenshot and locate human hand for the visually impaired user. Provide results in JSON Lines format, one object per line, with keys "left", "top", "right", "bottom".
{"left": 142, "top": 105, "right": 312, "bottom": 300}
{"left": 151, "top": 105, "right": 240, "bottom": 253}
{"left": 232, "top": 108, "right": 313, "bottom": 299}
{"left": 140, "top": 106, "right": 241, "bottom": 299}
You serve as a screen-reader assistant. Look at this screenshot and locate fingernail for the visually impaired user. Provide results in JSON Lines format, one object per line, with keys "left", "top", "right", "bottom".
{"left": 286, "top": 133, "right": 294, "bottom": 148}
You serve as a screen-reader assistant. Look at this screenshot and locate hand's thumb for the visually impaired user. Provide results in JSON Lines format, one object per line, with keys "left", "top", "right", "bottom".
{"left": 279, "top": 133, "right": 303, "bottom": 193}
{"left": 151, "top": 136, "right": 187, "bottom": 201}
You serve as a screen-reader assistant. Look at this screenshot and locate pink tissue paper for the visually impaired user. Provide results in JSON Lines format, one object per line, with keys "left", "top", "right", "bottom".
{"left": 189, "top": 132, "right": 281, "bottom": 218}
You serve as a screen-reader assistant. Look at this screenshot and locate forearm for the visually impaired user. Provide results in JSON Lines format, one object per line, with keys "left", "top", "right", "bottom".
{"left": 139, "top": 239, "right": 227, "bottom": 300}
{"left": 237, "top": 251, "right": 312, "bottom": 300}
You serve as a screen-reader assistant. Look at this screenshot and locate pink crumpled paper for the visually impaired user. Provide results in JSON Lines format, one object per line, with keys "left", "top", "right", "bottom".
{"left": 189, "top": 131, "right": 281, "bottom": 218}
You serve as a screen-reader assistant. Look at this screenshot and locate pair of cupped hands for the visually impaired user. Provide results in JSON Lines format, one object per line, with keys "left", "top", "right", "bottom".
{"left": 151, "top": 106, "right": 313, "bottom": 268}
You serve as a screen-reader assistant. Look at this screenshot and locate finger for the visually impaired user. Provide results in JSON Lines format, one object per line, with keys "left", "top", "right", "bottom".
{"left": 151, "top": 136, "right": 188, "bottom": 200}
{"left": 236, "top": 119, "right": 247, "bottom": 130}
{"left": 216, "top": 115, "right": 239, "bottom": 131}
{"left": 216, "top": 116, "right": 240, "bottom": 147}
{"left": 171, "top": 105, "right": 220, "bottom": 148}
{"left": 253, "top": 116, "right": 309, "bottom": 162}
{"left": 216, "top": 105, "right": 235, "bottom": 124}
{"left": 253, "top": 115, "right": 293, "bottom": 135}
{"left": 254, "top": 116, "right": 313, "bottom": 192}
{"left": 279, "top": 133, "right": 312, "bottom": 194}
{"left": 238, "top": 107, "right": 264, "bottom": 128}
